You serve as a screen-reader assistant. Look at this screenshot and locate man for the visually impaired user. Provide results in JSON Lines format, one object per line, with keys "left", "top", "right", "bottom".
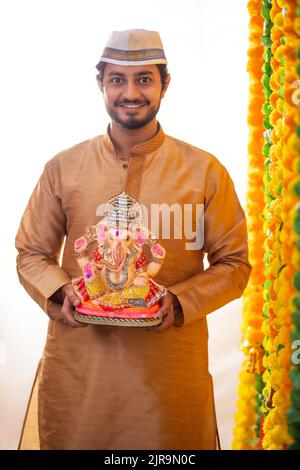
{"left": 15, "top": 29, "right": 251, "bottom": 450}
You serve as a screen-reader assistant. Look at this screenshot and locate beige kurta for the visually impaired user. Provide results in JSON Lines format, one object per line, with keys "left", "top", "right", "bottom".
{"left": 15, "top": 124, "right": 251, "bottom": 450}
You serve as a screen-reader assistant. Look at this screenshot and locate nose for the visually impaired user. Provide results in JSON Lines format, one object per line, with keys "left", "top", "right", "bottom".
{"left": 122, "top": 80, "right": 142, "bottom": 101}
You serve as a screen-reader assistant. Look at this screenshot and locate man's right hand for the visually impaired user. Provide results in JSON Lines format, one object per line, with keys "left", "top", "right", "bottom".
{"left": 58, "top": 284, "right": 88, "bottom": 328}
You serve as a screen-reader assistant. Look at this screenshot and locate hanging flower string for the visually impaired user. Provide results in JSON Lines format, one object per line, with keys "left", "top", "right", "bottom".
{"left": 284, "top": 0, "right": 300, "bottom": 450}
{"left": 260, "top": 0, "right": 294, "bottom": 450}
{"left": 232, "top": 0, "right": 266, "bottom": 449}
{"left": 233, "top": 0, "right": 299, "bottom": 450}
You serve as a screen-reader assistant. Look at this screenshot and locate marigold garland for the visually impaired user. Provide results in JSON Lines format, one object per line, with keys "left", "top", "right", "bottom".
{"left": 232, "top": 0, "right": 266, "bottom": 449}
{"left": 233, "top": 0, "right": 300, "bottom": 450}
{"left": 284, "top": 0, "right": 300, "bottom": 450}
{"left": 261, "top": 0, "right": 293, "bottom": 450}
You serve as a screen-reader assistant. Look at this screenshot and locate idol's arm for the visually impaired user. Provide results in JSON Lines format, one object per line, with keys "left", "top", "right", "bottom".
{"left": 168, "top": 162, "right": 252, "bottom": 326}
{"left": 15, "top": 161, "right": 71, "bottom": 320}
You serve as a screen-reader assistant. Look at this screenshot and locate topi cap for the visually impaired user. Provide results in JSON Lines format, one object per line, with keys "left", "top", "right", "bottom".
{"left": 98, "top": 29, "right": 167, "bottom": 66}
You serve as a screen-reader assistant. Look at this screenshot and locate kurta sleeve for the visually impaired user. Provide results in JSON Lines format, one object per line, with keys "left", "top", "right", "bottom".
{"left": 15, "top": 160, "right": 71, "bottom": 320}
{"left": 168, "top": 161, "right": 251, "bottom": 326}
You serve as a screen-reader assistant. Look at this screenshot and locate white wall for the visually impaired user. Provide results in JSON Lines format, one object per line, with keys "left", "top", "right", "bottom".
{"left": 0, "top": 0, "right": 248, "bottom": 449}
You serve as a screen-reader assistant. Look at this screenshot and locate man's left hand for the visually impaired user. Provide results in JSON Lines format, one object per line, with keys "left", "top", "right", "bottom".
{"left": 148, "top": 291, "right": 183, "bottom": 334}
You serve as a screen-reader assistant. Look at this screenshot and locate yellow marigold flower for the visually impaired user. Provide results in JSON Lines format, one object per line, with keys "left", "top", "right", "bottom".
{"left": 268, "top": 352, "right": 279, "bottom": 370}
{"left": 262, "top": 383, "right": 271, "bottom": 398}
{"left": 270, "top": 425, "right": 293, "bottom": 448}
{"left": 239, "top": 369, "right": 257, "bottom": 384}
{"left": 274, "top": 12, "right": 284, "bottom": 30}
{"left": 272, "top": 390, "right": 285, "bottom": 407}
{"left": 288, "top": 134, "right": 300, "bottom": 155}
{"left": 294, "top": 17, "right": 300, "bottom": 37}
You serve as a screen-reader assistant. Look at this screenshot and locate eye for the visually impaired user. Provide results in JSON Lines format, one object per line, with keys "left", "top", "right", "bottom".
{"left": 139, "top": 77, "right": 151, "bottom": 84}
{"left": 110, "top": 77, "right": 123, "bottom": 84}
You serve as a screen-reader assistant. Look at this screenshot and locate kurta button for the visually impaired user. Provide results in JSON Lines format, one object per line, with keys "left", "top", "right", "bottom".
{"left": 122, "top": 163, "right": 128, "bottom": 169}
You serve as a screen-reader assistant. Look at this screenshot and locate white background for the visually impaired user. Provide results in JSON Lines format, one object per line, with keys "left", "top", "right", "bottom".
{"left": 0, "top": 0, "right": 249, "bottom": 449}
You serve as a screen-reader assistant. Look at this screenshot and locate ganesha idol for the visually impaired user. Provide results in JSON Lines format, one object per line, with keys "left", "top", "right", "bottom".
{"left": 72, "top": 192, "right": 167, "bottom": 327}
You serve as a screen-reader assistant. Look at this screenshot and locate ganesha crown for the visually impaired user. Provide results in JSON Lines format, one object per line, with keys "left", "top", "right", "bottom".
{"left": 103, "top": 191, "right": 143, "bottom": 229}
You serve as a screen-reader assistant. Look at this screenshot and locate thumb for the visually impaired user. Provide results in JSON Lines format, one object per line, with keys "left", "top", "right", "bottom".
{"left": 154, "top": 305, "right": 167, "bottom": 320}
{"left": 69, "top": 293, "right": 81, "bottom": 307}
{"left": 154, "top": 310, "right": 163, "bottom": 320}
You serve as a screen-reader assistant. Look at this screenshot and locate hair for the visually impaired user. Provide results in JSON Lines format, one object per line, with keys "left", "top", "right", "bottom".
{"left": 95, "top": 61, "right": 169, "bottom": 89}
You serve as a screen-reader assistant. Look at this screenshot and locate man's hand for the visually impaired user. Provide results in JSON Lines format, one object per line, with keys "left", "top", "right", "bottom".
{"left": 57, "top": 284, "right": 88, "bottom": 329}
{"left": 148, "top": 290, "right": 183, "bottom": 334}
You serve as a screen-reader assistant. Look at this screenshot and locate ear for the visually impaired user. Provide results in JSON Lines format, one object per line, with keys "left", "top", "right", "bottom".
{"left": 96, "top": 221, "right": 108, "bottom": 246}
{"left": 74, "top": 236, "right": 88, "bottom": 253}
{"left": 132, "top": 226, "right": 149, "bottom": 248}
{"left": 161, "top": 74, "right": 171, "bottom": 99}
{"left": 96, "top": 76, "right": 103, "bottom": 93}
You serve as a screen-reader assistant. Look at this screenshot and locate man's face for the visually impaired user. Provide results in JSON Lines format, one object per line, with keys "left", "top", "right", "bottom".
{"left": 98, "top": 64, "right": 170, "bottom": 129}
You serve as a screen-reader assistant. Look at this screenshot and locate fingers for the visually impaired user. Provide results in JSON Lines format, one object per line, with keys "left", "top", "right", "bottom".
{"left": 148, "top": 305, "right": 174, "bottom": 334}
{"left": 63, "top": 284, "right": 81, "bottom": 305}
{"left": 61, "top": 293, "right": 88, "bottom": 329}
{"left": 69, "top": 292, "right": 81, "bottom": 308}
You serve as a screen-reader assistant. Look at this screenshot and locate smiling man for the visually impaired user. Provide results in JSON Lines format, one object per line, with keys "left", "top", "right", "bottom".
{"left": 100, "top": 65, "right": 166, "bottom": 130}
{"left": 15, "top": 29, "right": 251, "bottom": 450}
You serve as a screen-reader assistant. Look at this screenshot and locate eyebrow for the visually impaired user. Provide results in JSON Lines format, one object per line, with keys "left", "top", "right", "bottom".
{"left": 108, "top": 70, "right": 154, "bottom": 77}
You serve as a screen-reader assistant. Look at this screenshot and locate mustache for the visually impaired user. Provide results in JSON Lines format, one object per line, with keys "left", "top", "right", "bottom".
{"left": 114, "top": 99, "right": 149, "bottom": 106}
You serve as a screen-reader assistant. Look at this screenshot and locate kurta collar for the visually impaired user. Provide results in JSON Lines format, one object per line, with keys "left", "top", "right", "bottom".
{"left": 103, "top": 122, "right": 165, "bottom": 157}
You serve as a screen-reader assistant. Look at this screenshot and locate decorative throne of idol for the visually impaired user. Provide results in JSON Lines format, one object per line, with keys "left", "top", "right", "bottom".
{"left": 72, "top": 192, "right": 167, "bottom": 326}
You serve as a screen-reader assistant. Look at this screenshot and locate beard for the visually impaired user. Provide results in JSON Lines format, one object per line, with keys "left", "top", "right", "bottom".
{"left": 104, "top": 99, "right": 161, "bottom": 130}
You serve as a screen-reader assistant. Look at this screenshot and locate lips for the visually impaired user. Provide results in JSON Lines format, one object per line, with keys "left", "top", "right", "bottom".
{"left": 117, "top": 102, "right": 148, "bottom": 109}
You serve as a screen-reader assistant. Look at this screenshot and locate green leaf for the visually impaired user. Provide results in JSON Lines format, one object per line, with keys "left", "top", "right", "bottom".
{"left": 277, "top": 343, "right": 284, "bottom": 353}
{"left": 288, "top": 423, "right": 300, "bottom": 442}
{"left": 262, "top": 142, "right": 272, "bottom": 156}
{"left": 262, "top": 73, "right": 271, "bottom": 90}
{"left": 290, "top": 370, "right": 300, "bottom": 390}
{"left": 294, "top": 216, "right": 300, "bottom": 234}
{"left": 244, "top": 438, "right": 259, "bottom": 446}
{"left": 286, "top": 406, "right": 300, "bottom": 425}
{"left": 263, "top": 303, "right": 269, "bottom": 318}
{"left": 261, "top": 35, "right": 272, "bottom": 48}
{"left": 262, "top": 5, "right": 271, "bottom": 20}
{"left": 293, "top": 272, "right": 300, "bottom": 291}
{"left": 294, "top": 181, "right": 300, "bottom": 197}
{"left": 292, "top": 296, "right": 300, "bottom": 310}
{"left": 279, "top": 86, "right": 285, "bottom": 99}
{"left": 263, "top": 47, "right": 272, "bottom": 63}
{"left": 264, "top": 279, "right": 272, "bottom": 290}
{"left": 263, "top": 20, "right": 272, "bottom": 36}
{"left": 291, "top": 328, "right": 300, "bottom": 343}
{"left": 292, "top": 312, "right": 300, "bottom": 331}
{"left": 291, "top": 389, "right": 300, "bottom": 409}
{"left": 262, "top": 103, "right": 272, "bottom": 116}
{"left": 262, "top": 62, "right": 272, "bottom": 75}
{"left": 263, "top": 88, "right": 272, "bottom": 100}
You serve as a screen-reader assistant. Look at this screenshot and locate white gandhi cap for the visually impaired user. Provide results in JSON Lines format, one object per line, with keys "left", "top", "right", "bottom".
{"left": 98, "top": 29, "right": 168, "bottom": 66}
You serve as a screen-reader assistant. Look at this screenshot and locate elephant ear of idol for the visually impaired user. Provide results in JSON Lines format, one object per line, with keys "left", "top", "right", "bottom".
{"left": 96, "top": 221, "right": 108, "bottom": 246}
